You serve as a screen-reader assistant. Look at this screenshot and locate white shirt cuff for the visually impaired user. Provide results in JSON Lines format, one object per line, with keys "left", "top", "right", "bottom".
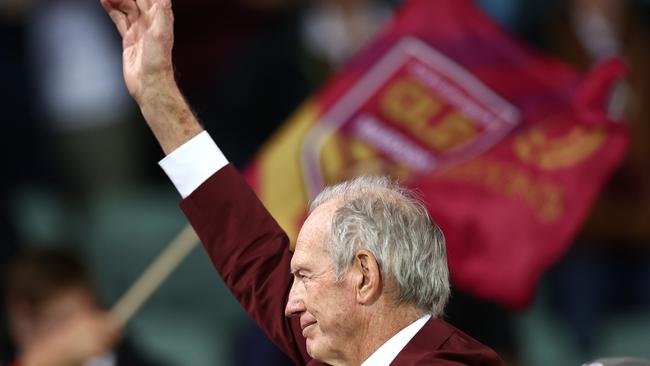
{"left": 158, "top": 131, "right": 228, "bottom": 198}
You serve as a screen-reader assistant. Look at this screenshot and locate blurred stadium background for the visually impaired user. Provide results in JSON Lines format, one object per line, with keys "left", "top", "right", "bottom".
{"left": 1, "top": 0, "right": 649, "bottom": 365}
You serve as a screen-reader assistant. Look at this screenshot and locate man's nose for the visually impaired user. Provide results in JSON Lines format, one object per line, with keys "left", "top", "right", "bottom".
{"left": 284, "top": 278, "right": 305, "bottom": 318}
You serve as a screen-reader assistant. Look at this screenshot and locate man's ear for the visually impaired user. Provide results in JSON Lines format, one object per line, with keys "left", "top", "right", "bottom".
{"left": 353, "top": 249, "right": 382, "bottom": 305}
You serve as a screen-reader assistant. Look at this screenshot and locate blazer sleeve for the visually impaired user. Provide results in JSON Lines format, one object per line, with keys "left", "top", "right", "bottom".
{"left": 179, "top": 164, "right": 310, "bottom": 365}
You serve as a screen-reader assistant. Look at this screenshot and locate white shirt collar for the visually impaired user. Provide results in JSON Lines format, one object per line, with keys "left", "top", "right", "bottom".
{"left": 360, "top": 314, "right": 431, "bottom": 366}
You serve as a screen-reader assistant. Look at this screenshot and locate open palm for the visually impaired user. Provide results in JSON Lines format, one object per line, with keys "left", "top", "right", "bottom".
{"left": 101, "top": 0, "right": 174, "bottom": 102}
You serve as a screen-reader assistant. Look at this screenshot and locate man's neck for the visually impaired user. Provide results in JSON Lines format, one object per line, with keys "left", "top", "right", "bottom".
{"left": 343, "top": 306, "right": 423, "bottom": 366}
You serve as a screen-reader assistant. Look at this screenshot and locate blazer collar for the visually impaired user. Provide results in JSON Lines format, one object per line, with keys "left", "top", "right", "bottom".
{"left": 306, "top": 317, "right": 454, "bottom": 366}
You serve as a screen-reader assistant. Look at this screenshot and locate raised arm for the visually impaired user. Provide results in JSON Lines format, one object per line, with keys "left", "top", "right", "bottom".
{"left": 100, "top": 0, "right": 202, "bottom": 154}
{"left": 100, "top": 1, "right": 312, "bottom": 363}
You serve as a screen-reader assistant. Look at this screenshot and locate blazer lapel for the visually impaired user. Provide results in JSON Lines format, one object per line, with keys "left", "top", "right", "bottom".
{"left": 390, "top": 318, "right": 454, "bottom": 365}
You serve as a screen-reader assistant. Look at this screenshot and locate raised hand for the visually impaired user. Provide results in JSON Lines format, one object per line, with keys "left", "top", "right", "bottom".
{"left": 100, "top": 0, "right": 174, "bottom": 103}
{"left": 100, "top": 0, "right": 202, "bottom": 154}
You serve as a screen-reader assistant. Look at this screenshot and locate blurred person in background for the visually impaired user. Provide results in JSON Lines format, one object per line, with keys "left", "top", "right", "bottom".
{"left": 2, "top": 248, "right": 160, "bottom": 366}
{"left": 27, "top": 0, "right": 144, "bottom": 202}
{"left": 299, "top": 0, "right": 392, "bottom": 78}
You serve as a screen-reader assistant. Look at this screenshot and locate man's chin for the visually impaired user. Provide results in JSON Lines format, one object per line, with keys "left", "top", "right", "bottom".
{"left": 305, "top": 327, "right": 331, "bottom": 361}
{"left": 305, "top": 337, "right": 321, "bottom": 359}
{"left": 305, "top": 337, "right": 315, "bottom": 354}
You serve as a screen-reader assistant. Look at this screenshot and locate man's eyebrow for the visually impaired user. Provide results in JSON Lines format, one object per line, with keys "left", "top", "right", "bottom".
{"left": 289, "top": 266, "right": 308, "bottom": 276}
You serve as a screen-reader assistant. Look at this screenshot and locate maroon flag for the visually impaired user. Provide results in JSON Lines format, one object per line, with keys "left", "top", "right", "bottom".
{"left": 244, "top": 0, "right": 629, "bottom": 308}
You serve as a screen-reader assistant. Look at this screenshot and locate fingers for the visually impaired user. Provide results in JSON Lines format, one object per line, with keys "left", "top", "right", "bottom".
{"left": 100, "top": 0, "right": 141, "bottom": 36}
{"left": 118, "top": 0, "right": 140, "bottom": 25}
{"left": 100, "top": 0, "right": 127, "bottom": 36}
{"left": 155, "top": 0, "right": 172, "bottom": 13}
{"left": 150, "top": 0, "right": 174, "bottom": 38}
{"left": 135, "top": 0, "right": 152, "bottom": 13}
{"left": 106, "top": 8, "right": 129, "bottom": 37}
{"left": 102, "top": 0, "right": 140, "bottom": 25}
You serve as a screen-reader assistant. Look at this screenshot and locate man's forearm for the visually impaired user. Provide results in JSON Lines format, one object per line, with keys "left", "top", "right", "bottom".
{"left": 138, "top": 80, "right": 204, "bottom": 155}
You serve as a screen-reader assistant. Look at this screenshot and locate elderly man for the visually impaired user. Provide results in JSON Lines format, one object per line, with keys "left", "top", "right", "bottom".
{"left": 100, "top": 0, "right": 502, "bottom": 364}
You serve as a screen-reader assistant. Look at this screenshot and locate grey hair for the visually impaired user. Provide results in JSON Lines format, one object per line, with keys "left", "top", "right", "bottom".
{"left": 309, "top": 176, "right": 450, "bottom": 317}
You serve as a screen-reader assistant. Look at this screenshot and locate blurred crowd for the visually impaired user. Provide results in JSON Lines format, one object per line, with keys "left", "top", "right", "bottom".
{"left": 1, "top": 0, "right": 649, "bottom": 365}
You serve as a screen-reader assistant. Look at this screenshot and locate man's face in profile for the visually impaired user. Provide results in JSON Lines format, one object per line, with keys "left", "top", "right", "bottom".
{"left": 285, "top": 198, "right": 360, "bottom": 362}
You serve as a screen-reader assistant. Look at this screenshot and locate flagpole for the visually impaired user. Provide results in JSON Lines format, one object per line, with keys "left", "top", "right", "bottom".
{"left": 110, "top": 224, "right": 199, "bottom": 327}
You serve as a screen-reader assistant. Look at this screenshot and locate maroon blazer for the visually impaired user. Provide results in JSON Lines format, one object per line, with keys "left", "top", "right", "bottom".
{"left": 181, "top": 165, "right": 502, "bottom": 366}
